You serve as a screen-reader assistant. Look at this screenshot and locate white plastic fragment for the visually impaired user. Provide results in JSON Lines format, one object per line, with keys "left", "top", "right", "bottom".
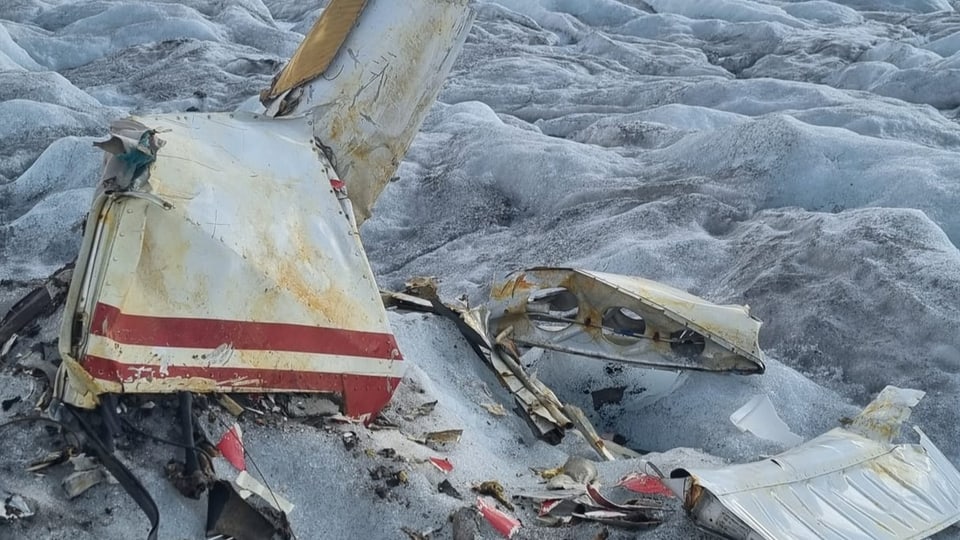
{"left": 729, "top": 394, "right": 803, "bottom": 446}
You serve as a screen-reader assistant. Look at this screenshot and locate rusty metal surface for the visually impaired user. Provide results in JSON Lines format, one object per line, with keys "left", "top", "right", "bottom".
{"left": 261, "top": 0, "right": 475, "bottom": 224}
{"left": 58, "top": 113, "right": 403, "bottom": 418}
{"left": 265, "top": 0, "right": 367, "bottom": 99}
{"left": 488, "top": 268, "right": 765, "bottom": 374}
{"left": 673, "top": 387, "right": 960, "bottom": 540}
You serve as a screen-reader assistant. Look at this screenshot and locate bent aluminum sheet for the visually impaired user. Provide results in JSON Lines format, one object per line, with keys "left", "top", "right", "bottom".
{"left": 58, "top": 113, "right": 403, "bottom": 419}
{"left": 673, "top": 387, "right": 960, "bottom": 539}
{"left": 488, "top": 268, "right": 765, "bottom": 374}
{"left": 260, "top": 0, "right": 474, "bottom": 225}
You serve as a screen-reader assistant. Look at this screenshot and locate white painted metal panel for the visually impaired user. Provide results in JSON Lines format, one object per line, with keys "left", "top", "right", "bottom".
{"left": 260, "top": 0, "right": 475, "bottom": 224}
{"left": 59, "top": 113, "right": 403, "bottom": 418}
{"left": 676, "top": 387, "right": 960, "bottom": 539}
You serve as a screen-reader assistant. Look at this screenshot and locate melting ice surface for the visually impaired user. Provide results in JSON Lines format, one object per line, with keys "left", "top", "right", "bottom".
{"left": 2, "top": 0, "right": 960, "bottom": 538}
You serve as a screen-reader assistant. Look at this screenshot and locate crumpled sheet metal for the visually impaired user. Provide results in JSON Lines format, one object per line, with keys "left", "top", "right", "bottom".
{"left": 58, "top": 113, "right": 403, "bottom": 419}
{"left": 488, "top": 268, "right": 765, "bottom": 374}
{"left": 671, "top": 386, "right": 960, "bottom": 540}
{"left": 261, "top": 0, "right": 475, "bottom": 225}
{"left": 460, "top": 306, "right": 572, "bottom": 443}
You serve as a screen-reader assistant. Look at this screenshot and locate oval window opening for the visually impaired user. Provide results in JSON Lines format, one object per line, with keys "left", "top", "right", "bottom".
{"left": 601, "top": 307, "right": 646, "bottom": 344}
{"left": 670, "top": 329, "right": 706, "bottom": 357}
{"left": 527, "top": 288, "right": 579, "bottom": 332}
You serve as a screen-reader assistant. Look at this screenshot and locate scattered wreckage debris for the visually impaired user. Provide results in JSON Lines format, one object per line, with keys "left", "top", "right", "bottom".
{"left": 671, "top": 386, "right": 960, "bottom": 540}
{"left": 383, "top": 280, "right": 574, "bottom": 445}
{"left": 1, "top": 491, "right": 34, "bottom": 522}
{"left": 518, "top": 457, "right": 672, "bottom": 530}
{"left": 62, "top": 453, "right": 116, "bottom": 499}
{"left": 384, "top": 267, "right": 767, "bottom": 460}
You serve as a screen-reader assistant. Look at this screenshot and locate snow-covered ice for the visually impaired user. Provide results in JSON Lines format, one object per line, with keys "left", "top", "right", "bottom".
{"left": 3, "top": 0, "right": 960, "bottom": 538}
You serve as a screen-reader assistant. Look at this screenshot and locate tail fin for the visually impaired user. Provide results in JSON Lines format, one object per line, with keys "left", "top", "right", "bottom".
{"left": 261, "top": 0, "right": 475, "bottom": 224}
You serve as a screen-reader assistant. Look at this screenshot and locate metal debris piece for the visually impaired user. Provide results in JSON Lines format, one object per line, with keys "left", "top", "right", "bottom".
{"left": 473, "top": 481, "right": 513, "bottom": 511}
{"left": 563, "top": 405, "right": 616, "bottom": 461}
{"left": 217, "top": 423, "right": 245, "bottom": 471}
{"left": 439, "top": 479, "right": 463, "bottom": 499}
{"left": 481, "top": 402, "right": 508, "bottom": 416}
{"left": 1, "top": 492, "right": 34, "bottom": 521}
{"left": 26, "top": 448, "right": 73, "bottom": 472}
{"left": 429, "top": 457, "right": 453, "bottom": 473}
{"left": 728, "top": 394, "right": 802, "bottom": 446}
{"left": 206, "top": 480, "right": 292, "bottom": 540}
{"left": 412, "top": 429, "right": 463, "bottom": 448}
{"left": 672, "top": 385, "right": 960, "bottom": 540}
{"left": 217, "top": 395, "right": 245, "bottom": 417}
{"left": 63, "top": 468, "right": 108, "bottom": 499}
{"left": 402, "top": 400, "right": 438, "bottom": 421}
{"left": 0, "top": 264, "right": 73, "bottom": 347}
{"left": 386, "top": 282, "right": 627, "bottom": 458}
{"left": 528, "top": 484, "right": 668, "bottom": 530}
{"left": 571, "top": 509, "right": 662, "bottom": 531}
{"left": 476, "top": 497, "right": 521, "bottom": 539}
{"left": 616, "top": 473, "right": 674, "bottom": 498}
{"left": 488, "top": 268, "right": 765, "bottom": 374}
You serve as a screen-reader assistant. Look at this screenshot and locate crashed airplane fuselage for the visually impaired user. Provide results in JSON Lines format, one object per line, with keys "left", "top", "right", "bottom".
{"left": 56, "top": 0, "right": 475, "bottom": 420}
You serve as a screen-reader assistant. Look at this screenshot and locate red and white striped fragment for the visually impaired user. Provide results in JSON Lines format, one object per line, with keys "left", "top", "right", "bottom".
{"left": 429, "top": 457, "right": 453, "bottom": 473}
{"left": 616, "top": 473, "right": 675, "bottom": 498}
{"left": 477, "top": 497, "right": 521, "bottom": 538}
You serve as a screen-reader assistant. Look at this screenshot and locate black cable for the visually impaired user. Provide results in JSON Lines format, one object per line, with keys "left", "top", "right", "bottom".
{"left": 178, "top": 392, "right": 199, "bottom": 474}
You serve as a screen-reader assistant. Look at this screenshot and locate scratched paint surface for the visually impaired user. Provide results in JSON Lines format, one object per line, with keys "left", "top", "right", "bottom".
{"left": 61, "top": 112, "right": 403, "bottom": 415}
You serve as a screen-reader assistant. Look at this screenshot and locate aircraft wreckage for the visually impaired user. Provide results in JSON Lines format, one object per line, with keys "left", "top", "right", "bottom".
{"left": 2, "top": 0, "right": 959, "bottom": 539}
